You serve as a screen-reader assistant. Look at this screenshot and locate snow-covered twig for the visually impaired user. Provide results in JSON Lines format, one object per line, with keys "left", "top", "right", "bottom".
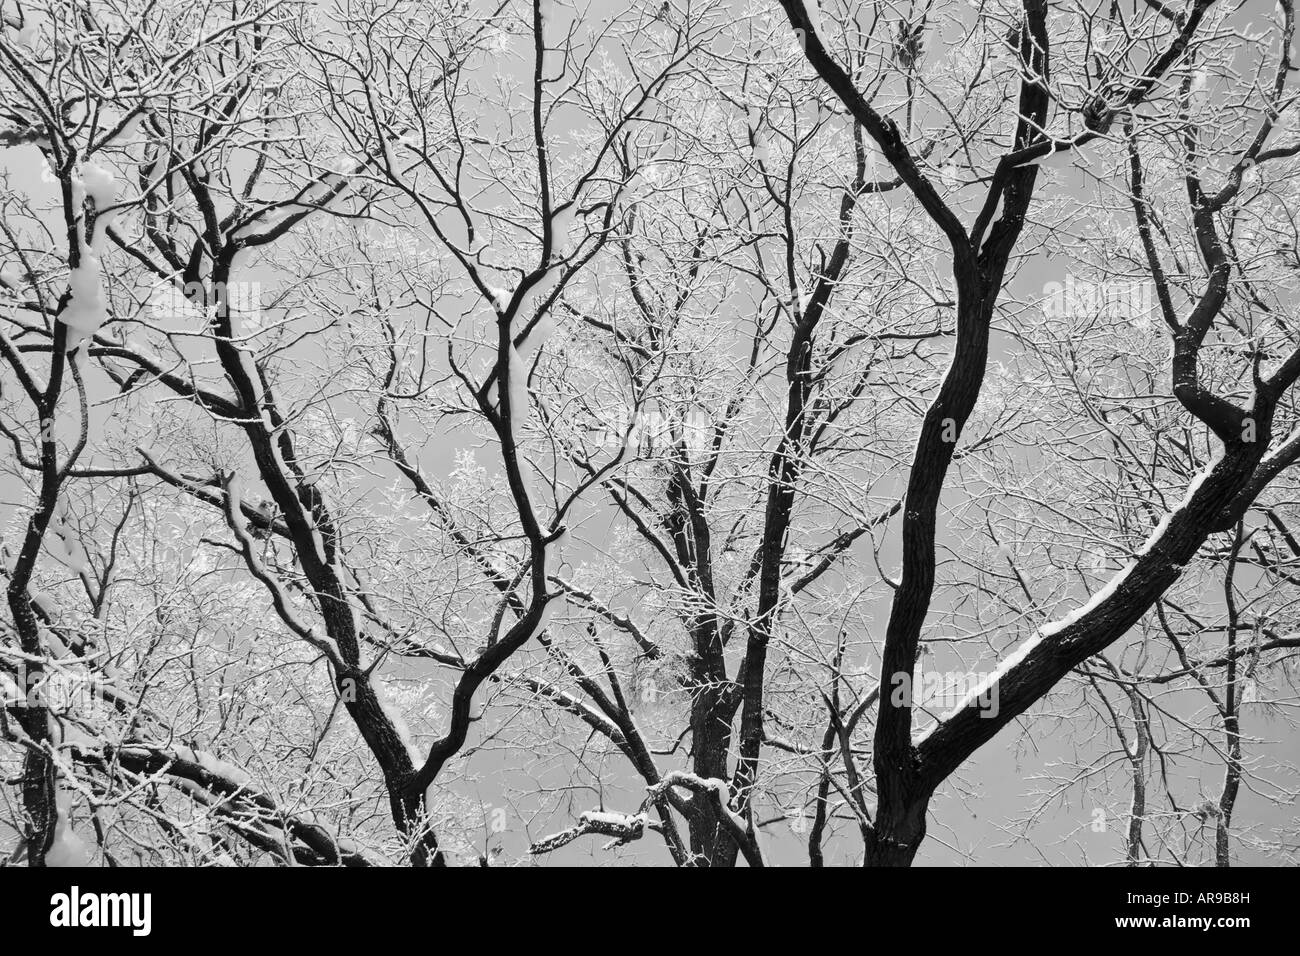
{"left": 529, "top": 809, "right": 651, "bottom": 855}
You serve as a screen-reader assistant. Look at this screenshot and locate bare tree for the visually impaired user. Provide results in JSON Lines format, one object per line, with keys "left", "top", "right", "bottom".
{"left": 3, "top": 0, "right": 1299, "bottom": 868}
{"left": 767, "top": 0, "right": 1300, "bottom": 865}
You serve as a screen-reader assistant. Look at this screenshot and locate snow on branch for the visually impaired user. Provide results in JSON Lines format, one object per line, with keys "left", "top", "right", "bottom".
{"left": 645, "top": 772, "right": 765, "bottom": 866}
{"left": 529, "top": 810, "right": 651, "bottom": 855}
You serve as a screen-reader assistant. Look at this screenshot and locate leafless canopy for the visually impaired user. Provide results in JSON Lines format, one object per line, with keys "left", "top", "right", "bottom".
{"left": 1, "top": 0, "right": 1298, "bottom": 867}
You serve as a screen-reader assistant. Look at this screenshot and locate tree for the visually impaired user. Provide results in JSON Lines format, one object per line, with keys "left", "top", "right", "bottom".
{"left": 3, "top": 0, "right": 1298, "bottom": 868}
{"left": 770, "top": 0, "right": 1300, "bottom": 864}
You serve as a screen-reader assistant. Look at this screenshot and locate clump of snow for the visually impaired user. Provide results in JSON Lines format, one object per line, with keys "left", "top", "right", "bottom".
{"left": 60, "top": 162, "right": 119, "bottom": 351}
{"left": 624, "top": 159, "right": 668, "bottom": 201}
{"left": 31, "top": 590, "right": 60, "bottom": 617}
{"left": 516, "top": 264, "right": 564, "bottom": 321}
{"left": 580, "top": 809, "right": 646, "bottom": 829}
{"left": 62, "top": 256, "right": 110, "bottom": 352}
{"left": 1240, "top": 677, "right": 1258, "bottom": 704}
{"left": 174, "top": 745, "right": 254, "bottom": 788}
{"left": 505, "top": 344, "right": 529, "bottom": 429}
{"left": 549, "top": 203, "right": 580, "bottom": 256}
{"left": 4, "top": 11, "right": 44, "bottom": 49}
{"left": 103, "top": 113, "right": 144, "bottom": 148}
{"left": 544, "top": 526, "right": 571, "bottom": 570}
{"left": 0, "top": 672, "right": 19, "bottom": 707}
{"left": 42, "top": 627, "right": 68, "bottom": 657}
{"left": 45, "top": 791, "right": 89, "bottom": 867}
{"left": 517, "top": 312, "right": 556, "bottom": 360}
{"left": 1189, "top": 67, "right": 1209, "bottom": 108}
{"left": 527, "top": 596, "right": 556, "bottom": 642}
{"left": 1, "top": 261, "right": 22, "bottom": 292}
{"left": 45, "top": 509, "right": 90, "bottom": 575}
{"left": 81, "top": 163, "right": 117, "bottom": 235}
{"left": 373, "top": 677, "right": 421, "bottom": 764}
